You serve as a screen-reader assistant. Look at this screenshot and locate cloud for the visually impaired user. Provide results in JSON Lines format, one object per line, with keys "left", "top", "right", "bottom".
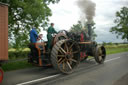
{"left": 49, "top": 0, "right": 79, "bottom": 30}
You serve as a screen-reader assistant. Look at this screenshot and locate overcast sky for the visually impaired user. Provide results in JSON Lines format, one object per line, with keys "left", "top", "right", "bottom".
{"left": 42, "top": 0, "right": 128, "bottom": 43}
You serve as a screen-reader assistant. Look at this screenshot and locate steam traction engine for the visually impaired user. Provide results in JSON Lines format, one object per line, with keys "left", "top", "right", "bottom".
{"left": 28, "top": 24, "right": 106, "bottom": 74}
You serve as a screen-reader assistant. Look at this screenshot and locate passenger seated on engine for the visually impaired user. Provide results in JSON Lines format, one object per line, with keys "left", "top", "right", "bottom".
{"left": 36, "top": 34, "right": 45, "bottom": 53}
{"left": 37, "top": 34, "right": 43, "bottom": 43}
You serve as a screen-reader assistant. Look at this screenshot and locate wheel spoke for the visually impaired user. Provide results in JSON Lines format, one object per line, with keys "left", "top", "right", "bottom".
{"left": 69, "top": 43, "right": 74, "bottom": 50}
{"left": 71, "top": 55, "right": 74, "bottom": 58}
{"left": 62, "top": 62, "right": 65, "bottom": 70}
{"left": 58, "top": 59, "right": 65, "bottom": 65}
{"left": 99, "top": 56, "right": 102, "bottom": 61}
{"left": 66, "top": 61, "right": 72, "bottom": 70}
{"left": 57, "top": 55, "right": 65, "bottom": 57}
{"left": 58, "top": 58, "right": 63, "bottom": 63}
{"left": 60, "top": 47, "right": 66, "bottom": 54}
{"left": 69, "top": 59, "right": 77, "bottom": 63}
{"left": 98, "top": 48, "right": 102, "bottom": 55}
{"left": 58, "top": 49, "right": 64, "bottom": 54}
{"left": 72, "top": 51, "right": 79, "bottom": 54}
{"left": 65, "top": 42, "right": 68, "bottom": 52}
{"left": 70, "top": 54, "right": 77, "bottom": 58}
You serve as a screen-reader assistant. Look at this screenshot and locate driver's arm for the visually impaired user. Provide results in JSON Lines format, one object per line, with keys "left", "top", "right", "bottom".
{"left": 53, "top": 28, "right": 57, "bottom": 33}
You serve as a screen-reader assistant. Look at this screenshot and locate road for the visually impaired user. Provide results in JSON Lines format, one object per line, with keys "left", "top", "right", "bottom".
{"left": 1, "top": 52, "right": 128, "bottom": 85}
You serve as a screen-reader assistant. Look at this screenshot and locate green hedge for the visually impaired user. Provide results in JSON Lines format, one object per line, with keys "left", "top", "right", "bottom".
{"left": 8, "top": 51, "right": 30, "bottom": 59}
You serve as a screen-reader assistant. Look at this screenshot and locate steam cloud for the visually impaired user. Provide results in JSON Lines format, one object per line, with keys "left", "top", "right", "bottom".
{"left": 77, "top": 0, "right": 96, "bottom": 24}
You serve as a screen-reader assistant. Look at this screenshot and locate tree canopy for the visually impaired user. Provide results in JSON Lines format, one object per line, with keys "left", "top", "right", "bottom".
{"left": 110, "top": 7, "right": 128, "bottom": 41}
{"left": 0, "top": 0, "right": 60, "bottom": 49}
{"left": 70, "top": 21, "right": 82, "bottom": 32}
{"left": 70, "top": 21, "right": 97, "bottom": 40}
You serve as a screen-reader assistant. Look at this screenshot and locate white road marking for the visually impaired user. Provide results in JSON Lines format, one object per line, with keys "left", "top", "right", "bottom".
{"left": 16, "top": 74, "right": 61, "bottom": 85}
{"left": 16, "top": 57, "right": 121, "bottom": 85}
{"left": 105, "top": 57, "right": 121, "bottom": 62}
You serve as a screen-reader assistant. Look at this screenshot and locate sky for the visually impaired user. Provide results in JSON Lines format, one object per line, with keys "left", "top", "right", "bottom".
{"left": 41, "top": 0, "right": 128, "bottom": 43}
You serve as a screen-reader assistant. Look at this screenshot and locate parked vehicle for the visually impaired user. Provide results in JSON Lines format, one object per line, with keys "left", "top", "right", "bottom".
{"left": 0, "top": 2, "right": 8, "bottom": 83}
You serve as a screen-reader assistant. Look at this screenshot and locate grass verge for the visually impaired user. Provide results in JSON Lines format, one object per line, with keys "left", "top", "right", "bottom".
{"left": 106, "top": 47, "right": 128, "bottom": 55}
{"left": 105, "top": 44, "right": 128, "bottom": 55}
{"left": 2, "top": 60, "right": 34, "bottom": 72}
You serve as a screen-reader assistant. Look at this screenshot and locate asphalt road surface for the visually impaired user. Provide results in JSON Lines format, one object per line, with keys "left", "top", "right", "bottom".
{"left": 1, "top": 52, "right": 128, "bottom": 85}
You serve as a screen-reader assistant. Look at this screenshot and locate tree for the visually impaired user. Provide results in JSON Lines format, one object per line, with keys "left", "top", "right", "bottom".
{"left": 70, "top": 21, "right": 82, "bottom": 32}
{"left": 88, "top": 22, "right": 97, "bottom": 40}
{"left": 0, "top": 0, "right": 60, "bottom": 50}
{"left": 70, "top": 21, "right": 97, "bottom": 40}
{"left": 110, "top": 7, "right": 128, "bottom": 41}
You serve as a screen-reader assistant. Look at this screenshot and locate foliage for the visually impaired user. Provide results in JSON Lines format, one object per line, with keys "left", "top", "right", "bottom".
{"left": 102, "top": 41, "right": 107, "bottom": 46}
{"left": 0, "top": 0, "right": 60, "bottom": 50}
{"left": 89, "top": 22, "right": 97, "bottom": 40}
{"left": 70, "top": 21, "right": 82, "bottom": 32}
{"left": 9, "top": 51, "right": 29, "bottom": 59}
{"left": 70, "top": 21, "right": 97, "bottom": 40}
{"left": 107, "top": 42, "right": 113, "bottom": 45}
{"left": 110, "top": 7, "right": 128, "bottom": 41}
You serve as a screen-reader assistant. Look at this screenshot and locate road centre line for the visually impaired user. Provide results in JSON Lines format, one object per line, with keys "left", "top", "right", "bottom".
{"left": 16, "top": 74, "right": 61, "bottom": 85}
{"left": 16, "top": 57, "right": 121, "bottom": 85}
{"left": 105, "top": 57, "right": 120, "bottom": 62}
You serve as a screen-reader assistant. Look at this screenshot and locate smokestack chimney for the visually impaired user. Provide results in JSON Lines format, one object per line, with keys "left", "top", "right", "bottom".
{"left": 87, "top": 24, "right": 92, "bottom": 40}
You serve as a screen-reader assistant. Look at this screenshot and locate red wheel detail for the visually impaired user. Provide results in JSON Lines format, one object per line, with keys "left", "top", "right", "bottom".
{"left": 0, "top": 68, "right": 3, "bottom": 83}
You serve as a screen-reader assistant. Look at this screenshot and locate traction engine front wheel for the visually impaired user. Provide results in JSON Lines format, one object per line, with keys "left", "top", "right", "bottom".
{"left": 94, "top": 46, "right": 106, "bottom": 64}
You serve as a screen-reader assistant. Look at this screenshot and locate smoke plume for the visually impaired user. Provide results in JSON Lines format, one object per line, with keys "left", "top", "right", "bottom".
{"left": 77, "top": 0, "right": 96, "bottom": 24}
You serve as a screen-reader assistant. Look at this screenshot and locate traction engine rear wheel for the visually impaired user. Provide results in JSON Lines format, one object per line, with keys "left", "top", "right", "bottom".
{"left": 94, "top": 46, "right": 106, "bottom": 64}
{"left": 51, "top": 39, "right": 80, "bottom": 74}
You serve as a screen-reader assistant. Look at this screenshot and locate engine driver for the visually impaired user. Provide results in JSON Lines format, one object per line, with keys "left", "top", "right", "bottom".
{"left": 47, "top": 23, "right": 57, "bottom": 50}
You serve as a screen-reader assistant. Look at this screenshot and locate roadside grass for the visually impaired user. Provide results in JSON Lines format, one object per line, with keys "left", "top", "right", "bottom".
{"left": 2, "top": 44, "right": 128, "bottom": 72}
{"left": 2, "top": 48, "right": 32, "bottom": 71}
{"left": 2, "top": 60, "right": 34, "bottom": 72}
{"left": 106, "top": 47, "right": 128, "bottom": 55}
{"left": 105, "top": 44, "right": 128, "bottom": 55}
